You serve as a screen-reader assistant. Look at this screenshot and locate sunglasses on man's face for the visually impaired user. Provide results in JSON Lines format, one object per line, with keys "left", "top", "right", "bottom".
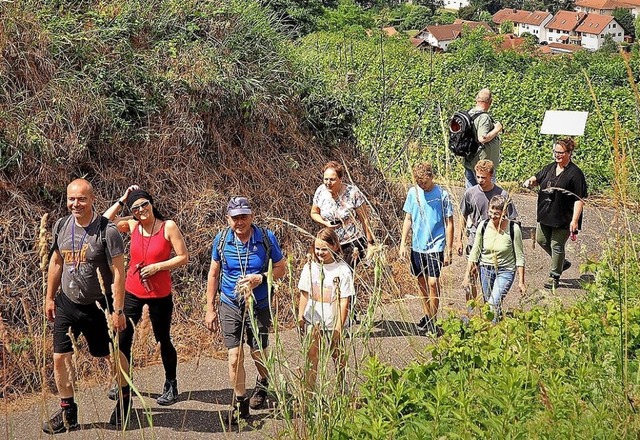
{"left": 131, "top": 200, "right": 150, "bottom": 212}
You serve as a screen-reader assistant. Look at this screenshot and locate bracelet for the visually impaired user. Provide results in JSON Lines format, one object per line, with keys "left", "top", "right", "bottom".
{"left": 117, "top": 200, "right": 125, "bottom": 208}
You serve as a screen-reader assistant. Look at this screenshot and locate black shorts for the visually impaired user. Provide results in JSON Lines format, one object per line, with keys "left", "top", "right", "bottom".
{"left": 219, "top": 301, "right": 271, "bottom": 350}
{"left": 53, "top": 293, "right": 112, "bottom": 357}
{"left": 410, "top": 251, "right": 444, "bottom": 278}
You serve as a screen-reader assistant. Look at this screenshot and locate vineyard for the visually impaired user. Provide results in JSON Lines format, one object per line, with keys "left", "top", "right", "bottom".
{"left": 293, "top": 28, "right": 640, "bottom": 191}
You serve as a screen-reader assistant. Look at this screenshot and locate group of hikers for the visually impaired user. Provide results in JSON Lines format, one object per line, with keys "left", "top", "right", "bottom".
{"left": 42, "top": 88, "right": 587, "bottom": 433}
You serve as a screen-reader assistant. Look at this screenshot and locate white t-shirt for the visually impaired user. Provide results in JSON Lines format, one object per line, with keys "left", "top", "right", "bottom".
{"left": 298, "top": 260, "right": 355, "bottom": 330}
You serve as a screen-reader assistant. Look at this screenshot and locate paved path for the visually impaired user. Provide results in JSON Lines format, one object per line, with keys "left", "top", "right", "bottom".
{"left": 2, "top": 191, "right": 617, "bottom": 439}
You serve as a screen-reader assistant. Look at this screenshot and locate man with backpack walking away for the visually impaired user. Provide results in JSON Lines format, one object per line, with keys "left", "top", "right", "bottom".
{"left": 461, "top": 88, "right": 503, "bottom": 188}
{"left": 204, "top": 196, "right": 286, "bottom": 426}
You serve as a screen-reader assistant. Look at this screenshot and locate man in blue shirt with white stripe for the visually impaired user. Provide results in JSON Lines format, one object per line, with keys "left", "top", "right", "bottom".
{"left": 205, "top": 196, "right": 285, "bottom": 425}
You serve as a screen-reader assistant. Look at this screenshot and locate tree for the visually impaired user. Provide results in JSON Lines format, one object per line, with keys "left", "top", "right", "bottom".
{"left": 432, "top": 10, "right": 457, "bottom": 24}
{"left": 259, "top": 0, "right": 325, "bottom": 37}
{"left": 599, "top": 33, "right": 618, "bottom": 53}
{"left": 470, "top": 0, "right": 503, "bottom": 14}
{"left": 400, "top": 5, "right": 433, "bottom": 31}
{"left": 543, "top": 0, "right": 575, "bottom": 14}
{"left": 458, "top": 5, "right": 477, "bottom": 21}
{"left": 318, "top": 0, "right": 375, "bottom": 31}
{"left": 500, "top": 20, "right": 514, "bottom": 34}
{"left": 414, "top": 0, "right": 444, "bottom": 14}
{"left": 612, "top": 8, "right": 635, "bottom": 38}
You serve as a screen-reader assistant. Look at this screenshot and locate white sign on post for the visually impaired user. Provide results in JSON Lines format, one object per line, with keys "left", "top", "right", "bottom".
{"left": 540, "top": 111, "right": 589, "bottom": 136}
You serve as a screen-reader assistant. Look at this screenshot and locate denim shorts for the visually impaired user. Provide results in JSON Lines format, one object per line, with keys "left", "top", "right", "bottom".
{"left": 410, "top": 251, "right": 444, "bottom": 278}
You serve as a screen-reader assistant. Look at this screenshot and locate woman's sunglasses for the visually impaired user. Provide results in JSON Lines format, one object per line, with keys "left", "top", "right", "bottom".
{"left": 130, "top": 200, "right": 150, "bottom": 212}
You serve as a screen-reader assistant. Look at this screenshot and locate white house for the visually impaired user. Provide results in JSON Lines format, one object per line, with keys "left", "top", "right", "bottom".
{"left": 619, "top": 0, "right": 640, "bottom": 17}
{"left": 492, "top": 9, "right": 533, "bottom": 31}
{"left": 443, "top": 0, "right": 470, "bottom": 10}
{"left": 545, "top": 10, "right": 586, "bottom": 44}
{"left": 575, "top": 14, "right": 624, "bottom": 49}
{"left": 416, "top": 21, "right": 492, "bottom": 51}
{"left": 516, "top": 11, "right": 553, "bottom": 42}
{"left": 574, "top": 0, "right": 633, "bottom": 15}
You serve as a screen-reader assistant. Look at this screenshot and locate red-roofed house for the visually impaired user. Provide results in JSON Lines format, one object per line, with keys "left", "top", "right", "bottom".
{"left": 415, "top": 21, "right": 493, "bottom": 51}
{"left": 493, "top": 9, "right": 553, "bottom": 41}
{"left": 619, "top": 0, "right": 640, "bottom": 17}
{"left": 543, "top": 42, "right": 585, "bottom": 54}
{"left": 575, "top": 0, "right": 633, "bottom": 15}
{"left": 492, "top": 8, "right": 533, "bottom": 27}
{"left": 518, "top": 11, "right": 553, "bottom": 41}
{"left": 545, "top": 11, "right": 587, "bottom": 44}
{"left": 575, "top": 13, "right": 624, "bottom": 49}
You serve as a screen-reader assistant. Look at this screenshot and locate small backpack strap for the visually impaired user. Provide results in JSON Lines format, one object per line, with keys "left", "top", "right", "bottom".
{"left": 216, "top": 226, "right": 231, "bottom": 269}
{"left": 259, "top": 226, "right": 273, "bottom": 274}
{"left": 48, "top": 215, "right": 71, "bottom": 259}
{"left": 477, "top": 219, "right": 490, "bottom": 263}
{"left": 99, "top": 216, "right": 112, "bottom": 267}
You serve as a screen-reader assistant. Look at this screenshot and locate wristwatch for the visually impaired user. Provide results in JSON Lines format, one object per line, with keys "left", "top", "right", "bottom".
{"left": 115, "top": 309, "right": 124, "bottom": 316}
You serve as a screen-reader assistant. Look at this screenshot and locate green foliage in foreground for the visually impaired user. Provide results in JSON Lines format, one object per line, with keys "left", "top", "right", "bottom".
{"left": 293, "top": 29, "right": 640, "bottom": 190}
{"left": 332, "top": 248, "right": 640, "bottom": 439}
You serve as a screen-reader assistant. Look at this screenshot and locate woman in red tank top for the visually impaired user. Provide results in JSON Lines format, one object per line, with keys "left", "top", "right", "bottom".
{"left": 104, "top": 186, "right": 188, "bottom": 408}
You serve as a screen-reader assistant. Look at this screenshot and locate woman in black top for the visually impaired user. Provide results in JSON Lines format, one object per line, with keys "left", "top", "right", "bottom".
{"left": 523, "top": 138, "right": 587, "bottom": 289}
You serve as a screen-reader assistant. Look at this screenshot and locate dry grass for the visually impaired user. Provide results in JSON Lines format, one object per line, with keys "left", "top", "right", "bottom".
{"left": 0, "top": 1, "right": 407, "bottom": 399}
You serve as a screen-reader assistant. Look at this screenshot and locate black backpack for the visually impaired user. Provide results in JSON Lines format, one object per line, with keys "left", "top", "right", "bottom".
{"left": 448, "top": 110, "right": 485, "bottom": 158}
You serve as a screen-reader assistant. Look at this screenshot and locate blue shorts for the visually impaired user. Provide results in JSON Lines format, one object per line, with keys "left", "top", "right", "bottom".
{"left": 410, "top": 251, "right": 443, "bottom": 278}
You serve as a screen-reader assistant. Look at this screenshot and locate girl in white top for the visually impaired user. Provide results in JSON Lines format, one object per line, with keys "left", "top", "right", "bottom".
{"left": 298, "top": 228, "right": 355, "bottom": 389}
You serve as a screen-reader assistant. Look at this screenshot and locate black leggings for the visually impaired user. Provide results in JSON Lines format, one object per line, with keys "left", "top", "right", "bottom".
{"left": 119, "top": 292, "right": 177, "bottom": 381}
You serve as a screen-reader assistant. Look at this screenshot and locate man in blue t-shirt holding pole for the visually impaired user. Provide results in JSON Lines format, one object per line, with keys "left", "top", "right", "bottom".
{"left": 205, "top": 196, "right": 285, "bottom": 425}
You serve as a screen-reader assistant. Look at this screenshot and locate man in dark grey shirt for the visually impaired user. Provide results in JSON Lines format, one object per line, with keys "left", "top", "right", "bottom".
{"left": 43, "top": 178, "right": 130, "bottom": 433}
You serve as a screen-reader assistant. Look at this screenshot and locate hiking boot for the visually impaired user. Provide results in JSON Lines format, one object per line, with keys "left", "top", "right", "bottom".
{"left": 544, "top": 277, "right": 559, "bottom": 289}
{"left": 562, "top": 260, "right": 572, "bottom": 272}
{"left": 109, "top": 396, "right": 132, "bottom": 428}
{"left": 157, "top": 379, "right": 178, "bottom": 406}
{"left": 107, "top": 386, "right": 118, "bottom": 401}
{"left": 228, "top": 395, "right": 250, "bottom": 425}
{"left": 42, "top": 403, "right": 79, "bottom": 434}
{"left": 249, "top": 377, "right": 268, "bottom": 409}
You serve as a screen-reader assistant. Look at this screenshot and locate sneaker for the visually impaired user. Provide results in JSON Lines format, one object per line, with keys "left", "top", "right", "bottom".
{"left": 42, "top": 404, "right": 79, "bottom": 434}
{"left": 157, "top": 379, "right": 178, "bottom": 406}
{"left": 249, "top": 377, "right": 268, "bottom": 409}
{"left": 228, "top": 396, "right": 250, "bottom": 425}
{"left": 544, "top": 277, "right": 559, "bottom": 289}
{"left": 416, "top": 316, "right": 433, "bottom": 333}
{"left": 107, "top": 386, "right": 118, "bottom": 401}
{"left": 562, "top": 260, "right": 572, "bottom": 272}
{"left": 109, "top": 396, "right": 132, "bottom": 428}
